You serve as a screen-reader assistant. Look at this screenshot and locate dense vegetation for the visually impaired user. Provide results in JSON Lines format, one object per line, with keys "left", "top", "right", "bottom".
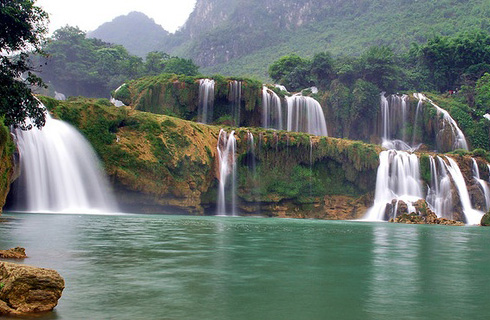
{"left": 32, "top": 26, "right": 200, "bottom": 98}
{"left": 0, "top": 0, "right": 47, "bottom": 129}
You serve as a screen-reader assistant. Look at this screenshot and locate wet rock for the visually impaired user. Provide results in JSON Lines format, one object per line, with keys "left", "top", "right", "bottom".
{"left": 0, "top": 262, "right": 64, "bottom": 315}
{"left": 0, "top": 247, "right": 27, "bottom": 259}
{"left": 481, "top": 212, "right": 490, "bottom": 226}
{"left": 391, "top": 199, "right": 464, "bottom": 225}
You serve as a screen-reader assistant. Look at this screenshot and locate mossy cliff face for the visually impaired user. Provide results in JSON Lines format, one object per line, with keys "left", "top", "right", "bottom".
{"left": 221, "top": 129, "right": 380, "bottom": 219}
{"left": 0, "top": 120, "right": 14, "bottom": 214}
{"left": 115, "top": 74, "right": 262, "bottom": 127}
{"left": 43, "top": 96, "right": 219, "bottom": 214}
{"left": 41, "top": 96, "right": 380, "bottom": 218}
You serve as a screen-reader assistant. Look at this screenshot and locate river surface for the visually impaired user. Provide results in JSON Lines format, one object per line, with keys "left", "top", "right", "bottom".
{"left": 1, "top": 213, "right": 489, "bottom": 320}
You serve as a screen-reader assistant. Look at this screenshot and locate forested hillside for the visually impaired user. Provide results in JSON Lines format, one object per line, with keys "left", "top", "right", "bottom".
{"left": 90, "top": 0, "right": 490, "bottom": 80}
{"left": 177, "top": 0, "right": 490, "bottom": 79}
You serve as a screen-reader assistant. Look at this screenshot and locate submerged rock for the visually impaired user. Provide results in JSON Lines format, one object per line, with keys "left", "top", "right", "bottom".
{"left": 0, "top": 262, "right": 64, "bottom": 315}
{"left": 0, "top": 247, "right": 27, "bottom": 259}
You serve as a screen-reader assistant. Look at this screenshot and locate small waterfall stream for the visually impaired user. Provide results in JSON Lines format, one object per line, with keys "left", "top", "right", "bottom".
{"left": 426, "top": 156, "right": 453, "bottom": 219}
{"left": 444, "top": 157, "right": 484, "bottom": 225}
{"left": 11, "top": 112, "right": 118, "bottom": 213}
{"left": 286, "top": 94, "right": 328, "bottom": 136}
{"left": 471, "top": 158, "right": 490, "bottom": 212}
{"left": 229, "top": 80, "right": 242, "bottom": 126}
{"left": 216, "top": 129, "right": 237, "bottom": 216}
{"left": 198, "top": 79, "right": 215, "bottom": 124}
{"left": 262, "top": 86, "right": 283, "bottom": 130}
{"left": 364, "top": 150, "right": 423, "bottom": 221}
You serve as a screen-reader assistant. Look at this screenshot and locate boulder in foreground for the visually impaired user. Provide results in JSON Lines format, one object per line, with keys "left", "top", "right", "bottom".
{"left": 0, "top": 262, "right": 64, "bottom": 315}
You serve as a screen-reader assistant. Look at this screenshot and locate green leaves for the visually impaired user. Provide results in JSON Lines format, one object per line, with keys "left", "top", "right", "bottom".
{"left": 0, "top": 1, "right": 48, "bottom": 129}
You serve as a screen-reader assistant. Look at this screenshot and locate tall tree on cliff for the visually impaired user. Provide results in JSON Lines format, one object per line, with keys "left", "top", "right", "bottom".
{"left": 0, "top": 0, "right": 48, "bottom": 129}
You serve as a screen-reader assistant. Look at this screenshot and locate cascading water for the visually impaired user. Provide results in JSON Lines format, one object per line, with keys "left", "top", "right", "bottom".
{"left": 262, "top": 86, "right": 283, "bottom": 130}
{"left": 229, "top": 80, "right": 242, "bottom": 126}
{"left": 286, "top": 94, "right": 328, "bottom": 136}
{"left": 444, "top": 157, "right": 484, "bottom": 224}
{"left": 414, "top": 93, "right": 468, "bottom": 151}
{"left": 364, "top": 150, "right": 423, "bottom": 221}
{"left": 216, "top": 129, "right": 237, "bottom": 216}
{"left": 380, "top": 93, "right": 417, "bottom": 151}
{"left": 198, "top": 79, "right": 215, "bottom": 124}
{"left": 471, "top": 158, "right": 490, "bottom": 211}
{"left": 426, "top": 156, "right": 453, "bottom": 219}
{"left": 10, "top": 112, "right": 118, "bottom": 214}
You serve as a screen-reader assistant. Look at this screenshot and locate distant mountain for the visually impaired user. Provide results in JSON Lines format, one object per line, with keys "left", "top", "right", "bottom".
{"left": 88, "top": 11, "right": 169, "bottom": 57}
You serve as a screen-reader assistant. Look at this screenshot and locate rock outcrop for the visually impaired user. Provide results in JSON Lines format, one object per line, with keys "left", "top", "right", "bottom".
{"left": 0, "top": 247, "right": 27, "bottom": 259}
{"left": 390, "top": 199, "right": 465, "bottom": 226}
{"left": 0, "top": 262, "right": 64, "bottom": 315}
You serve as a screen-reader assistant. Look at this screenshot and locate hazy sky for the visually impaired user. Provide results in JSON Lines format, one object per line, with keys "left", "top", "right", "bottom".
{"left": 36, "top": 0, "right": 197, "bottom": 34}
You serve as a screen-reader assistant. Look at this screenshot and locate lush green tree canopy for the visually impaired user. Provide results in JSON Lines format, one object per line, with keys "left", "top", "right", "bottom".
{"left": 0, "top": 0, "right": 48, "bottom": 129}
{"left": 35, "top": 28, "right": 200, "bottom": 98}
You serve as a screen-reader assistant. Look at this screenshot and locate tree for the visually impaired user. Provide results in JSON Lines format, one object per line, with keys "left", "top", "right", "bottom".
{"left": 310, "top": 52, "right": 336, "bottom": 90}
{"left": 268, "top": 54, "right": 312, "bottom": 92}
{"left": 419, "top": 30, "right": 490, "bottom": 92}
{"left": 359, "top": 46, "right": 399, "bottom": 93}
{"left": 0, "top": 0, "right": 48, "bottom": 129}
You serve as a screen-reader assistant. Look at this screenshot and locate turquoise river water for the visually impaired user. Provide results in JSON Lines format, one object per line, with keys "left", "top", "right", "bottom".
{"left": 1, "top": 213, "right": 490, "bottom": 320}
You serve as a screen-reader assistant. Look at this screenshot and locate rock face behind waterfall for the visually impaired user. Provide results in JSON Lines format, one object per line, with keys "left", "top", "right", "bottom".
{"left": 0, "top": 122, "right": 13, "bottom": 213}
{"left": 0, "top": 262, "right": 65, "bottom": 315}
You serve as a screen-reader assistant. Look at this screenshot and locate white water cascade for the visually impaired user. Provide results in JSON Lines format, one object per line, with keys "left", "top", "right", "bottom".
{"left": 472, "top": 158, "right": 490, "bottom": 212}
{"left": 11, "top": 112, "right": 118, "bottom": 213}
{"left": 198, "top": 79, "right": 215, "bottom": 124}
{"left": 414, "top": 93, "right": 468, "bottom": 151}
{"left": 444, "top": 157, "right": 484, "bottom": 224}
{"left": 262, "top": 86, "right": 283, "bottom": 130}
{"left": 216, "top": 129, "right": 237, "bottom": 216}
{"left": 229, "top": 80, "right": 242, "bottom": 126}
{"left": 380, "top": 93, "right": 418, "bottom": 151}
{"left": 364, "top": 150, "right": 423, "bottom": 221}
{"left": 286, "top": 95, "right": 328, "bottom": 136}
{"left": 426, "top": 156, "right": 453, "bottom": 219}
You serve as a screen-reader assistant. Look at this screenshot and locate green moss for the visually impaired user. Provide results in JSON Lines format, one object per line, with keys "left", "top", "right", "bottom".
{"left": 419, "top": 153, "right": 431, "bottom": 185}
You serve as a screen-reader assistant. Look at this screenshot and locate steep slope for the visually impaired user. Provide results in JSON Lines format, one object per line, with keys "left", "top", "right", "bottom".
{"left": 88, "top": 11, "right": 169, "bottom": 57}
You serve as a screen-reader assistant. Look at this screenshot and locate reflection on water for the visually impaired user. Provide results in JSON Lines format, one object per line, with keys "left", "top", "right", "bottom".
{"left": 1, "top": 214, "right": 490, "bottom": 320}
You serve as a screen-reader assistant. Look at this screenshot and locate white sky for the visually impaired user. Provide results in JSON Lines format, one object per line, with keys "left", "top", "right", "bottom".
{"left": 36, "top": 0, "right": 197, "bottom": 34}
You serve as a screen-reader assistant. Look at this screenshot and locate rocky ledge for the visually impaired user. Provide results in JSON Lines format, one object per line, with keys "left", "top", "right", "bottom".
{"left": 0, "top": 262, "right": 65, "bottom": 315}
{"left": 389, "top": 199, "right": 465, "bottom": 226}
{"left": 0, "top": 247, "right": 27, "bottom": 259}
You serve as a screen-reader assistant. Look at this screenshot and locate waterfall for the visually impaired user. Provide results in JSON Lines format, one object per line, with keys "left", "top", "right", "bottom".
{"left": 11, "top": 112, "right": 118, "bottom": 214}
{"left": 426, "top": 156, "right": 453, "bottom": 219}
{"left": 247, "top": 131, "right": 256, "bottom": 175}
{"left": 414, "top": 93, "right": 468, "bottom": 151}
{"left": 286, "top": 95, "right": 328, "bottom": 136}
{"left": 472, "top": 159, "right": 490, "bottom": 212}
{"left": 262, "top": 86, "right": 283, "bottom": 130}
{"left": 364, "top": 150, "right": 423, "bottom": 221}
{"left": 198, "top": 79, "right": 215, "bottom": 124}
{"left": 216, "top": 129, "right": 237, "bottom": 216}
{"left": 411, "top": 96, "right": 423, "bottom": 146}
{"left": 380, "top": 93, "right": 416, "bottom": 151}
{"left": 444, "top": 157, "right": 483, "bottom": 224}
{"left": 229, "top": 80, "right": 241, "bottom": 126}
{"left": 110, "top": 84, "right": 125, "bottom": 107}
